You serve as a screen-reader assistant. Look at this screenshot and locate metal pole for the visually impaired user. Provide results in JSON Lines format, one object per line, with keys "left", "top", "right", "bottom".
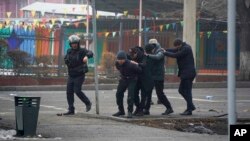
{"left": 86, "top": 0, "right": 90, "bottom": 49}
{"left": 57, "top": 26, "right": 64, "bottom": 77}
{"left": 91, "top": 0, "right": 99, "bottom": 115}
{"left": 16, "top": 0, "right": 18, "bottom": 18}
{"left": 227, "top": 0, "right": 236, "bottom": 137}
{"left": 144, "top": 17, "right": 147, "bottom": 45}
{"left": 139, "top": 0, "right": 142, "bottom": 46}
{"left": 119, "top": 22, "right": 123, "bottom": 51}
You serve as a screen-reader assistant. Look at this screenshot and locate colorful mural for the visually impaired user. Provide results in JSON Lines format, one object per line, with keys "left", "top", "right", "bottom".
{"left": 0, "top": 20, "right": 241, "bottom": 75}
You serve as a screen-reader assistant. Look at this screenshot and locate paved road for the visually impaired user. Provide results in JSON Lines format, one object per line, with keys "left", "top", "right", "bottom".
{"left": 1, "top": 88, "right": 249, "bottom": 141}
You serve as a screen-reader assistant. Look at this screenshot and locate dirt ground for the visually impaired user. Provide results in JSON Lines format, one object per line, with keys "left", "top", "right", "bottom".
{"left": 129, "top": 118, "right": 250, "bottom": 135}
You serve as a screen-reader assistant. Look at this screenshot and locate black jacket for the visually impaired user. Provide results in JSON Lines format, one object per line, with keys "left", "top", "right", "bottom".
{"left": 115, "top": 60, "right": 142, "bottom": 80}
{"left": 64, "top": 48, "right": 93, "bottom": 77}
{"left": 128, "top": 46, "right": 153, "bottom": 89}
{"left": 164, "top": 43, "right": 196, "bottom": 79}
{"left": 147, "top": 44, "right": 165, "bottom": 81}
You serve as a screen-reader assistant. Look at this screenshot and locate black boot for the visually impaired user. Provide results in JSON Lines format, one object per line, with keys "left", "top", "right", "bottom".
{"left": 143, "top": 109, "right": 150, "bottom": 115}
{"left": 63, "top": 111, "right": 75, "bottom": 115}
{"left": 112, "top": 111, "right": 125, "bottom": 117}
{"left": 86, "top": 102, "right": 92, "bottom": 112}
{"left": 162, "top": 108, "right": 174, "bottom": 115}
{"left": 127, "top": 112, "right": 133, "bottom": 118}
{"left": 180, "top": 110, "right": 192, "bottom": 115}
{"left": 135, "top": 110, "right": 144, "bottom": 116}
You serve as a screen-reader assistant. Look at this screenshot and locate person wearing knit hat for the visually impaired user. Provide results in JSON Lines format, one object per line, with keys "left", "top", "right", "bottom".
{"left": 144, "top": 39, "right": 174, "bottom": 116}
{"left": 116, "top": 50, "right": 128, "bottom": 60}
{"left": 148, "top": 38, "right": 158, "bottom": 45}
{"left": 113, "top": 50, "right": 142, "bottom": 118}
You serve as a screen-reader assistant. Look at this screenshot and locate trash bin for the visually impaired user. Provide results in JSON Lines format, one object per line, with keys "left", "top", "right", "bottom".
{"left": 14, "top": 96, "right": 40, "bottom": 137}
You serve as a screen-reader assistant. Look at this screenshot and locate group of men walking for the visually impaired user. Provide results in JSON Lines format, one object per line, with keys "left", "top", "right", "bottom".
{"left": 61, "top": 34, "right": 196, "bottom": 119}
{"left": 113, "top": 38, "right": 196, "bottom": 118}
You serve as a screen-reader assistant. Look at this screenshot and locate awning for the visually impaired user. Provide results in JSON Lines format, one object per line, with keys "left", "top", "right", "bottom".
{"left": 95, "top": 0, "right": 183, "bottom": 17}
{"left": 21, "top": 2, "right": 123, "bottom": 17}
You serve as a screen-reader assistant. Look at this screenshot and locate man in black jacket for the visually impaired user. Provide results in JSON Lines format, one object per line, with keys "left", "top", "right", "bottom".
{"left": 113, "top": 50, "right": 142, "bottom": 118}
{"left": 164, "top": 38, "right": 196, "bottom": 115}
{"left": 128, "top": 46, "right": 153, "bottom": 116}
{"left": 145, "top": 39, "right": 174, "bottom": 115}
{"left": 62, "top": 34, "right": 93, "bottom": 115}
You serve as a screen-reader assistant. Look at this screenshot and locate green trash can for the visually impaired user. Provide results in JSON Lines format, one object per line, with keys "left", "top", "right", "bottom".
{"left": 14, "top": 96, "right": 40, "bottom": 137}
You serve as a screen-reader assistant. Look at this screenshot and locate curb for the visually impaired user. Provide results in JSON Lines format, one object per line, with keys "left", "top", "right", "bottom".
{"left": 0, "top": 82, "right": 249, "bottom": 91}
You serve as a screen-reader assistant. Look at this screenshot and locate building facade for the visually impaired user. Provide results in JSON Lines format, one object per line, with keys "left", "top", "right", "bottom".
{"left": 0, "top": 0, "right": 87, "bottom": 18}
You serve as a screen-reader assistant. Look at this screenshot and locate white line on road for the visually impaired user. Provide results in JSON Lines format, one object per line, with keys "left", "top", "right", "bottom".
{"left": 152, "top": 95, "right": 250, "bottom": 103}
{"left": 0, "top": 96, "right": 66, "bottom": 111}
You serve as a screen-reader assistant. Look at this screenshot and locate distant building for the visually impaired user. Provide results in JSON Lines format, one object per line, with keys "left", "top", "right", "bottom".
{"left": 0, "top": 0, "right": 87, "bottom": 18}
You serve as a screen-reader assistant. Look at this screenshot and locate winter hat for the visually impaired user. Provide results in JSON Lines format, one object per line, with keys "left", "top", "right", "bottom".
{"left": 116, "top": 51, "right": 127, "bottom": 60}
{"left": 149, "top": 38, "right": 158, "bottom": 45}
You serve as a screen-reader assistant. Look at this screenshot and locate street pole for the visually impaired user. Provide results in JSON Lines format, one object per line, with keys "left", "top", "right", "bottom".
{"left": 227, "top": 0, "right": 236, "bottom": 138}
{"left": 16, "top": 0, "right": 18, "bottom": 18}
{"left": 57, "top": 26, "right": 64, "bottom": 77}
{"left": 139, "top": 0, "right": 142, "bottom": 46}
{"left": 86, "top": 0, "right": 90, "bottom": 49}
{"left": 119, "top": 22, "right": 123, "bottom": 51}
{"left": 91, "top": 0, "right": 99, "bottom": 114}
{"left": 183, "top": 0, "right": 197, "bottom": 82}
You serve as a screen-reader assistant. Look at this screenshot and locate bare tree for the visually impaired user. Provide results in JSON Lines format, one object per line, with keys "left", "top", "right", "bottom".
{"left": 237, "top": 0, "right": 250, "bottom": 80}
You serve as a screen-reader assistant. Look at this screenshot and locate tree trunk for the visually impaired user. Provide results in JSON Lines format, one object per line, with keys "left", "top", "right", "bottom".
{"left": 237, "top": 0, "right": 250, "bottom": 80}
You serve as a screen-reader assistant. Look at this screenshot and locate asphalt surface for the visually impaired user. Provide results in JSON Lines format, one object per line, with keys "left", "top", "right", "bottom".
{"left": 1, "top": 88, "right": 250, "bottom": 141}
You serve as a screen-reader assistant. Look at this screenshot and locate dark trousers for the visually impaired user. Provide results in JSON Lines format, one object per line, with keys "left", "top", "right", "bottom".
{"left": 66, "top": 75, "right": 91, "bottom": 112}
{"left": 144, "top": 80, "right": 172, "bottom": 111}
{"left": 134, "top": 79, "right": 147, "bottom": 111}
{"left": 179, "top": 78, "right": 195, "bottom": 111}
{"left": 144, "top": 88, "right": 153, "bottom": 111}
{"left": 116, "top": 79, "right": 137, "bottom": 113}
{"left": 154, "top": 80, "right": 172, "bottom": 110}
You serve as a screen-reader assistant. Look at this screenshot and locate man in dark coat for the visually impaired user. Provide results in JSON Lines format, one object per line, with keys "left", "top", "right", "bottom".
{"left": 128, "top": 46, "right": 153, "bottom": 116}
{"left": 113, "top": 50, "right": 142, "bottom": 118}
{"left": 145, "top": 39, "right": 174, "bottom": 115}
{"left": 62, "top": 34, "right": 93, "bottom": 115}
{"left": 164, "top": 38, "right": 196, "bottom": 115}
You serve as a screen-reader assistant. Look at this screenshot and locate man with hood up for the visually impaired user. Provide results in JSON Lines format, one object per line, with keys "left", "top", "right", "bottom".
{"left": 128, "top": 46, "right": 153, "bottom": 116}
{"left": 61, "top": 34, "right": 93, "bottom": 115}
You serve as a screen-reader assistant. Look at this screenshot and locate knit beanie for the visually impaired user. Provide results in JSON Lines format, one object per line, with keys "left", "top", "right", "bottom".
{"left": 116, "top": 51, "right": 127, "bottom": 60}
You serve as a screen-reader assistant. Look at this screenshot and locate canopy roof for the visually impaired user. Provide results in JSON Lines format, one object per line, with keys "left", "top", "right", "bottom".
{"left": 21, "top": 2, "right": 122, "bottom": 17}
{"left": 95, "top": 0, "right": 183, "bottom": 17}
{"left": 95, "top": 0, "right": 227, "bottom": 20}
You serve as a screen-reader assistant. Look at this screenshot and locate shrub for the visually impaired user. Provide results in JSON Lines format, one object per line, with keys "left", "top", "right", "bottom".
{"left": 7, "top": 50, "right": 32, "bottom": 75}
{"left": 100, "top": 52, "right": 116, "bottom": 76}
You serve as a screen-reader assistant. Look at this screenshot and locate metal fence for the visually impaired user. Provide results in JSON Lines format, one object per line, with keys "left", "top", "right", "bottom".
{"left": 0, "top": 19, "right": 240, "bottom": 78}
